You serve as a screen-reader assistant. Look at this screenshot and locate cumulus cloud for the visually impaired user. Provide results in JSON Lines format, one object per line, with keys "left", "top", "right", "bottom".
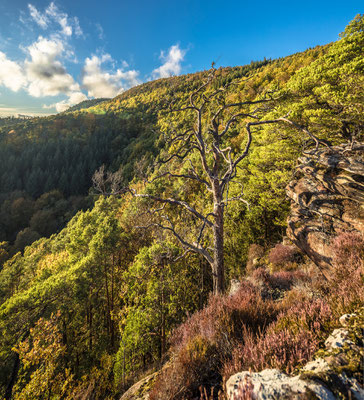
{"left": 2, "top": 4, "right": 187, "bottom": 115}
{"left": 152, "top": 44, "right": 186, "bottom": 79}
{"left": 82, "top": 54, "right": 140, "bottom": 98}
{"left": 0, "top": 52, "right": 27, "bottom": 91}
{"left": 25, "top": 36, "right": 80, "bottom": 97}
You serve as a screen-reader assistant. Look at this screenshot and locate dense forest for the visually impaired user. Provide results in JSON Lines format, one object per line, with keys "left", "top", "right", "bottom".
{"left": 0, "top": 15, "right": 363, "bottom": 400}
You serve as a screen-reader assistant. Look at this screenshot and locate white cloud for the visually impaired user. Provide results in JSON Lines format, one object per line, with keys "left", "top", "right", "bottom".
{"left": 45, "top": 2, "right": 73, "bottom": 36}
{"left": 96, "top": 23, "right": 105, "bottom": 40}
{"left": 152, "top": 44, "right": 186, "bottom": 79}
{"left": 2, "top": 4, "right": 187, "bottom": 115}
{"left": 68, "top": 91, "right": 88, "bottom": 104}
{"left": 0, "top": 37, "right": 83, "bottom": 99}
{"left": 0, "top": 51, "right": 27, "bottom": 91}
{"left": 25, "top": 36, "right": 79, "bottom": 97}
{"left": 28, "top": 4, "right": 49, "bottom": 29}
{"left": 0, "top": 3, "right": 91, "bottom": 114}
{"left": 43, "top": 90, "right": 88, "bottom": 112}
{"left": 73, "top": 17, "right": 83, "bottom": 37}
{"left": 27, "top": 2, "right": 83, "bottom": 38}
{"left": 82, "top": 54, "right": 140, "bottom": 98}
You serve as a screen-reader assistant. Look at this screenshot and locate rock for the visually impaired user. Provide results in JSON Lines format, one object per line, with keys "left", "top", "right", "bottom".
{"left": 286, "top": 143, "right": 364, "bottom": 270}
{"left": 339, "top": 373, "right": 364, "bottom": 400}
{"left": 301, "top": 357, "right": 330, "bottom": 374}
{"left": 119, "top": 372, "right": 157, "bottom": 400}
{"left": 226, "top": 369, "right": 335, "bottom": 400}
{"left": 324, "top": 328, "right": 354, "bottom": 350}
{"left": 229, "top": 279, "right": 241, "bottom": 296}
{"left": 339, "top": 313, "right": 357, "bottom": 327}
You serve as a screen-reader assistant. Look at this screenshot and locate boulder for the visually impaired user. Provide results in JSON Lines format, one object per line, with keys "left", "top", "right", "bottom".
{"left": 226, "top": 369, "right": 335, "bottom": 400}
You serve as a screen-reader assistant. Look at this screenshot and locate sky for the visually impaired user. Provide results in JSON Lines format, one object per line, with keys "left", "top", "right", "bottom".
{"left": 0, "top": 1, "right": 362, "bottom": 117}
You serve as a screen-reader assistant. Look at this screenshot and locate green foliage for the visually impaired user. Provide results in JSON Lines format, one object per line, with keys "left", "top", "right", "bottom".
{"left": 64, "top": 98, "right": 110, "bottom": 113}
{"left": 285, "top": 14, "right": 364, "bottom": 142}
{"left": 114, "top": 242, "right": 204, "bottom": 386}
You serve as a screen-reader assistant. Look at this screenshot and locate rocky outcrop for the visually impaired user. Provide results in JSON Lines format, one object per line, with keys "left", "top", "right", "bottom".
{"left": 226, "top": 313, "right": 364, "bottom": 400}
{"left": 119, "top": 372, "right": 157, "bottom": 400}
{"left": 286, "top": 143, "right": 364, "bottom": 269}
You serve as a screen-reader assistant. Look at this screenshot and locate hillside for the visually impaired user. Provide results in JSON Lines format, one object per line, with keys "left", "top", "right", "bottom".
{"left": 0, "top": 15, "right": 363, "bottom": 400}
{"left": 64, "top": 98, "right": 110, "bottom": 113}
{"left": 0, "top": 55, "right": 309, "bottom": 257}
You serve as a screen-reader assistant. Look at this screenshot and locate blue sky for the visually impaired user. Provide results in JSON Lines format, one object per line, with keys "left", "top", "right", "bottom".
{"left": 0, "top": 0, "right": 362, "bottom": 116}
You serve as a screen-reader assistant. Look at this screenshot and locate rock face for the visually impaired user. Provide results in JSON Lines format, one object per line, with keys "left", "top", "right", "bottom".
{"left": 286, "top": 143, "right": 364, "bottom": 269}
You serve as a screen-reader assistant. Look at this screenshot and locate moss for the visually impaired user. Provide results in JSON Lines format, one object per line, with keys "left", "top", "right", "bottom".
{"left": 136, "top": 373, "right": 158, "bottom": 396}
{"left": 300, "top": 309, "right": 364, "bottom": 398}
{"left": 301, "top": 370, "right": 353, "bottom": 399}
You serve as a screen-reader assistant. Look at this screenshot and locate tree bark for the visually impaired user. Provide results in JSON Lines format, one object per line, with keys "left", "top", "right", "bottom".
{"left": 212, "top": 182, "right": 225, "bottom": 294}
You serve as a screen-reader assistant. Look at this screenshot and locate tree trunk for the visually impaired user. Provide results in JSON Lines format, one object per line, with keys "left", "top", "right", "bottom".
{"left": 212, "top": 183, "right": 225, "bottom": 294}
{"left": 4, "top": 352, "right": 19, "bottom": 400}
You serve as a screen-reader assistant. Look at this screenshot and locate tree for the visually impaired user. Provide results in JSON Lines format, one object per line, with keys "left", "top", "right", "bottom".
{"left": 13, "top": 312, "right": 74, "bottom": 400}
{"left": 286, "top": 14, "right": 364, "bottom": 145}
{"left": 94, "top": 68, "right": 324, "bottom": 294}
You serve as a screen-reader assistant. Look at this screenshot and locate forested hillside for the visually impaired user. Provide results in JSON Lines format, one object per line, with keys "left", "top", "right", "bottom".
{"left": 0, "top": 15, "right": 363, "bottom": 400}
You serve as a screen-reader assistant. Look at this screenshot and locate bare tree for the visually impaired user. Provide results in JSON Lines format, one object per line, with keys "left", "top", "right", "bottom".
{"left": 94, "top": 67, "right": 326, "bottom": 294}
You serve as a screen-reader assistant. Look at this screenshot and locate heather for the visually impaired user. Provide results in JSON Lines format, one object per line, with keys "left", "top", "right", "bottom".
{"left": 149, "top": 234, "right": 363, "bottom": 399}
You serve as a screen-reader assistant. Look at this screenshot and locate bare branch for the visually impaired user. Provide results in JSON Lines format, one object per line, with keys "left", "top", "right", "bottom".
{"left": 219, "top": 112, "right": 259, "bottom": 138}
{"left": 245, "top": 117, "right": 330, "bottom": 151}
{"left": 136, "top": 216, "right": 213, "bottom": 264}
{"left": 131, "top": 190, "right": 214, "bottom": 228}
{"left": 211, "top": 98, "right": 275, "bottom": 129}
{"left": 158, "top": 145, "right": 197, "bottom": 164}
{"left": 197, "top": 212, "right": 215, "bottom": 244}
{"left": 148, "top": 170, "right": 210, "bottom": 188}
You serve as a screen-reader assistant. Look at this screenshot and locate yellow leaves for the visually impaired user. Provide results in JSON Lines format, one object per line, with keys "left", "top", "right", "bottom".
{"left": 36, "top": 251, "right": 69, "bottom": 277}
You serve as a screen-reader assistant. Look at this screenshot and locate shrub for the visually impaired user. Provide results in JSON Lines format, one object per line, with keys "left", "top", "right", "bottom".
{"left": 171, "top": 282, "right": 277, "bottom": 352}
{"left": 246, "top": 244, "right": 265, "bottom": 275}
{"left": 268, "top": 244, "right": 300, "bottom": 266}
{"left": 149, "top": 336, "right": 221, "bottom": 400}
{"left": 276, "top": 297, "right": 332, "bottom": 337}
{"left": 224, "top": 325, "right": 319, "bottom": 378}
{"left": 324, "top": 231, "right": 364, "bottom": 315}
{"left": 222, "top": 295, "right": 332, "bottom": 379}
{"left": 331, "top": 231, "right": 364, "bottom": 269}
{"left": 251, "top": 267, "right": 309, "bottom": 299}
